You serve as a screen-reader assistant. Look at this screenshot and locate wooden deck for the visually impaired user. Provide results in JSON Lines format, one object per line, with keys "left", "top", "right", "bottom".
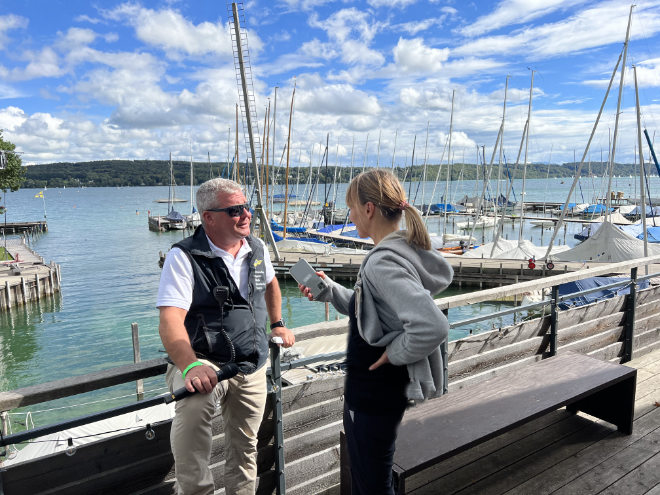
{"left": 403, "top": 348, "right": 660, "bottom": 495}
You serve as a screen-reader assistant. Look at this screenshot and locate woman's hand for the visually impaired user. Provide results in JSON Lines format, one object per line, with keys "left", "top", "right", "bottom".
{"left": 369, "top": 351, "right": 390, "bottom": 371}
{"left": 298, "top": 271, "right": 326, "bottom": 301}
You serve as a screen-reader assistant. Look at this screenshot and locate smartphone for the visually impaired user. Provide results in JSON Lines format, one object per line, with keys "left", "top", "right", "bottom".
{"left": 289, "top": 259, "right": 329, "bottom": 298}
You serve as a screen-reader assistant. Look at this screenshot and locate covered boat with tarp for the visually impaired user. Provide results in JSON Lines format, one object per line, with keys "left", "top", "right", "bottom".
{"left": 555, "top": 221, "right": 660, "bottom": 262}
{"left": 557, "top": 276, "right": 649, "bottom": 309}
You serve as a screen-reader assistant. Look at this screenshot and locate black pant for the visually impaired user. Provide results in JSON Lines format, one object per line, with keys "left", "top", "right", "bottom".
{"left": 343, "top": 401, "right": 406, "bottom": 495}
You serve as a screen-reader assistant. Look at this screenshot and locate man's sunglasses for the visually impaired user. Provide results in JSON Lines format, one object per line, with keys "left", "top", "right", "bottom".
{"left": 205, "top": 203, "right": 249, "bottom": 217}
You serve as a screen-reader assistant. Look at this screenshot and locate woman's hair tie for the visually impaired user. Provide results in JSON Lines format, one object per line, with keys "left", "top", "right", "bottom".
{"left": 399, "top": 200, "right": 410, "bottom": 210}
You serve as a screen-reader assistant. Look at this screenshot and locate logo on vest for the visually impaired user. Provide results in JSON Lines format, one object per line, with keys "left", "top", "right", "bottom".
{"left": 253, "top": 259, "right": 263, "bottom": 268}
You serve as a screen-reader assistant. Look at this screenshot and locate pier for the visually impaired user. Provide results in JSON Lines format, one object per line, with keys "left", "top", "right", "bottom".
{"left": 0, "top": 221, "right": 47, "bottom": 236}
{"left": 0, "top": 238, "right": 61, "bottom": 311}
{"left": 272, "top": 250, "right": 596, "bottom": 289}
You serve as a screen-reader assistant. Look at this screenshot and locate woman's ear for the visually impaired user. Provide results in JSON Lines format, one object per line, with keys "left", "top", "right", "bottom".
{"left": 365, "top": 201, "right": 375, "bottom": 218}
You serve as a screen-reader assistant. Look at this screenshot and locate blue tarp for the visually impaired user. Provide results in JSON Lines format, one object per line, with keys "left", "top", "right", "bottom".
{"left": 638, "top": 227, "right": 660, "bottom": 243}
{"left": 273, "top": 232, "right": 330, "bottom": 244}
{"left": 558, "top": 276, "right": 648, "bottom": 309}
{"left": 422, "top": 203, "right": 457, "bottom": 213}
{"left": 558, "top": 203, "right": 577, "bottom": 211}
{"left": 270, "top": 220, "right": 308, "bottom": 234}
{"left": 166, "top": 209, "right": 185, "bottom": 221}
{"left": 340, "top": 229, "right": 370, "bottom": 239}
{"left": 316, "top": 223, "right": 356, "bottom": 233}
{"left": 583, "top": 204, "right": 612, "bottom": 214}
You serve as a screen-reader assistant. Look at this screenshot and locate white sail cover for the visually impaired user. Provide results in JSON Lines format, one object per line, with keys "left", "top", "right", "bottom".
{"left": 554, "top": 221, "right": 660, "bottom": 262}
{"left": 463, "top": 239, "right": 569, "bottom": 260}
{"left": 589, "top": 212, "right": 633, "bottom": 225}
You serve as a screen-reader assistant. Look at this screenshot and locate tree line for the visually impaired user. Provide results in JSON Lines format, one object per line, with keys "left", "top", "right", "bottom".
{"left": 21, "top": 159, "right": 641, "bottom": 189}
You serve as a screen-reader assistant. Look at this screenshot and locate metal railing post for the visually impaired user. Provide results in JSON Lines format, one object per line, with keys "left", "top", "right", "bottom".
{"left": 622, "top": 267, "right": 637, "bottom": 363}
{"left": 549, "top": 285, "right": 559, "bottom": 357}
{"left": 269, "top": 343, "right": 286, "bottom": 494}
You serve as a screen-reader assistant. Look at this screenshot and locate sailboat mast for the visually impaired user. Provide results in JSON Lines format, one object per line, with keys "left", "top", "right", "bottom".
{"left": 443, "top": 90, "right": 455, "bottom": 238}
{"left": 518, "top": 70, "right": 535, "bottom": 243}
{"left": 606, "top": 5, "right": 634, "bottom": 218}
{"left": 231, "top": 2, "right": 278, "bottom": 258}
{"left": 190, "top": 142, "right": 194, "bottom": 214}
{"left": 634, "top": 64, "right": 649, "bottom": 265}
{"left": 283, "top": 82, "right": 295, "bottom": 238}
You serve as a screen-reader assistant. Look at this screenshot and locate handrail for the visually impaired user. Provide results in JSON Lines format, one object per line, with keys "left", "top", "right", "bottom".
{"left": 437, "top": 253, "right": 660, "bottom": 310}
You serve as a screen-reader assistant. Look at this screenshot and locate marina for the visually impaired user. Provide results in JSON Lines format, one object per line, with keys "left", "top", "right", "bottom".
{"left": 2, "top": 1, "right": 660, "bottom": 492}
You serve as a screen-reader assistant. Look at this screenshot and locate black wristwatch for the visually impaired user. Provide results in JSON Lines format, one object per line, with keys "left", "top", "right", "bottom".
{"left": 270, "top": 318, "right": 286, "bottom": 329}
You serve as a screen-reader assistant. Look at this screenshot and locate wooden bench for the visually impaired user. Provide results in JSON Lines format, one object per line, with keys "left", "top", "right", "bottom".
{"left": 390, "top": 352, "right": 637, "bottom": 494}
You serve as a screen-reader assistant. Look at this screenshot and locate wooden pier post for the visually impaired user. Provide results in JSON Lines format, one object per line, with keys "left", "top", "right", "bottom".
{"left": 131, "top": 323, "right": 144, "bottom": 400}
{"left": 20, "top": 277, "right": 28, "bottom": 305}
{"left": 5, "top": 280, "right": 12, "bottom": 310}
{"left": 34, "top": 274, "right": 41, "bottom": 301}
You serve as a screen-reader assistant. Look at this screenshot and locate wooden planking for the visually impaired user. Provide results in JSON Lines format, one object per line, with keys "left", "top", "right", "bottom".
{"left": 408, "top": 350, "right": 660, "bottom": 495}
{"left": 552, "top": 417, "right": 660, "bottom": 495}
{"left": 502, "top": 410, "right": 660, "bottom": 495}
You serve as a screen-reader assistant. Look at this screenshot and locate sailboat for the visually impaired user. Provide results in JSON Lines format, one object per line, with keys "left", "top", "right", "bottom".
{"left": 185, "top": 148, "right": 201, "bottom": 229}
{"left": 149, "top": 154, "right": 188, "bottom": 231}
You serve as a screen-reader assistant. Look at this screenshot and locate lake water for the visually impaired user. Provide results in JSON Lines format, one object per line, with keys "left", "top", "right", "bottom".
{"left": 0, "top": 174, "right": 651, "bottom": 429}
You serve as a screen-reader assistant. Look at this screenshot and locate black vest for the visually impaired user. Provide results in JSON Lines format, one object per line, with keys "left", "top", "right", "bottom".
{"left": 173, "top": 226, "right": 269, "bottom": 373}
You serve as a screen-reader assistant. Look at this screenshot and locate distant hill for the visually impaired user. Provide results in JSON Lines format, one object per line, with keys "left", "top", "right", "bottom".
{"left": 22, "top": 159, "right": 641, "bottom": 189}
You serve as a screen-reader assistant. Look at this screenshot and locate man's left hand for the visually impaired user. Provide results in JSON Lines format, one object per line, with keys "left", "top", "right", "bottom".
{"left": 271, "top": 326, "right": 295, "bottom": 347}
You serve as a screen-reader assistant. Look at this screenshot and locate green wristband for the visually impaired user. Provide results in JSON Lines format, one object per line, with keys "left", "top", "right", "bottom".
{"left": 182, "top": 361, "right": 204, "bottom": 380}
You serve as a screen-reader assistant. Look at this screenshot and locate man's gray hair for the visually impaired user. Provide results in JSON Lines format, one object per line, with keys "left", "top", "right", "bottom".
{"left": 196, "top": 178, "right": 243, "bottom": 212}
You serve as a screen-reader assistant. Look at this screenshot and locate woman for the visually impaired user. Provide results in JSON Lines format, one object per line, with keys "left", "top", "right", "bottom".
{"left": 299, "top": 169, "right": 453, "bottom": 494}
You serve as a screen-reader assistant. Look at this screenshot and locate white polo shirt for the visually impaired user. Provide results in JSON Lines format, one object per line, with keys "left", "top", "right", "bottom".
{"left": 157, "top": 236, "right": 275, "bottom": 310}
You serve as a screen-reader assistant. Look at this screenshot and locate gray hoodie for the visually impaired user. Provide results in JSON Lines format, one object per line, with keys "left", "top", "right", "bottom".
{"left": 317, "top": 230, "right": 453, "bottom": 401}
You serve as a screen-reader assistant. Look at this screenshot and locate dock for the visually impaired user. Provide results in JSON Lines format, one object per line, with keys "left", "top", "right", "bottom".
{"left": 0, "top": 238, "right": 61, "bottom": 311}
{"left": 0, "top": 221, "right": 47, "bottom": 236}
{"left": 271, "top": 249, "right": 596, "bottom": 288}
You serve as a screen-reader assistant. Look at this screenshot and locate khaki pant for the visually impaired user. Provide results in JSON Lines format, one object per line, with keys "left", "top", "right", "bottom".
{"left": 166, "top": 361, "right": 268, "bottom": 495}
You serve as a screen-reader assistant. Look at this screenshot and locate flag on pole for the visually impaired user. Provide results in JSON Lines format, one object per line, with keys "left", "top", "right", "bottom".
{"left": 35, "top": 191, "right": 44, "bottom": 198}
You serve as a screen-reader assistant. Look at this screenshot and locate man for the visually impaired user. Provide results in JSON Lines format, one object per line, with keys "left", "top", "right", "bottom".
{"left": 157, "top": 178, "right": 294, "bottom": 495}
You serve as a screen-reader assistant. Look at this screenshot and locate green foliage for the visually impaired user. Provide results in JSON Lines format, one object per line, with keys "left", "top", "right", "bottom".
{"left": 0, "top": 131, "right": 26, "bottom": 201}
{"left": 20, "top": 158, "right": 641, "bottom": 189}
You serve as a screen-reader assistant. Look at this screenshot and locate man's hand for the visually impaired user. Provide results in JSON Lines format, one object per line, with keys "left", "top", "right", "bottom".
{"left": 271, "top": 326, "right": 295, "bottom": 347}
{"left": 184, "top": 363, "right": 218, "bottom": 394}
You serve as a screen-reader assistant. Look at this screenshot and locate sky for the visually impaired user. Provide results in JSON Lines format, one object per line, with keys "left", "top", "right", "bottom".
{"left": 2, "top": 0, "right": 660, "bottom": 167}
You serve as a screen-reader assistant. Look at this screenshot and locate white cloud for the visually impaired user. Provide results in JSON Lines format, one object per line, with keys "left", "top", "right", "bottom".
{"left": 0, "top": 14, "right": 28, "bottom": 50}
{"left": 367, "top": 0, "right": 416, "bottom": 7}
{"left": 103, "top": 3, "right": 235, "bottom": 58}
{"left": 394, "top": 17, "right": 446, "bottom": 35}
{"left": 393, "top": 38, "right": 449, "bottom": 73}
{"left": 455, "top": 1, "right": 660, "bottom": 60}
{"left": 0, "top": 106, "right": 28, "bottom": 130}
{"left": 459, "top": 0, "right": 585, "bottom": 37}
{"left": 295, "top": 75, "right": 381, "bottom": 116}
{"left": 3, "top": 47, "right": 64, "bottom": 82}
